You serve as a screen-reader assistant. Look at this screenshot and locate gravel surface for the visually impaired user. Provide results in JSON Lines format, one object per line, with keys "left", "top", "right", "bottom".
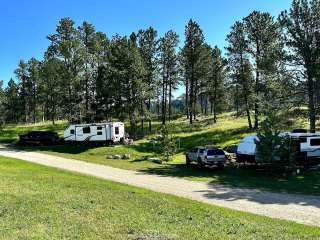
{"left": 0, "top": 146, "right": 319, "bottom": 227}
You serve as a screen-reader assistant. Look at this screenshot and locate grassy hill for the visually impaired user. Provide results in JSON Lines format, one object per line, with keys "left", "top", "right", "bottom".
{"left": 1, "top": 113, "right": 320, "bottom": 195}
{"left": 0, "top": 156, "right": 319, "bottom": 239}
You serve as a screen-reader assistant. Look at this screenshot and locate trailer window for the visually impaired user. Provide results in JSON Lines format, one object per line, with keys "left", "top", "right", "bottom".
{"left": 97, "top": 126, "right": 102, "bottom": 130}
{"left": 115, "top": 127, "right": 119, "bottom": 135}
{"left": 97, "top": 132, "right": 102, "bottom": 135}
{"left": 83, "top": 127, "right": 91, "bottom": 134}
{"left": 70, "top": 129, "right": 75, "bottom": 134}
{"left": 310, "top": 138, "right": 320, "bottom": 146}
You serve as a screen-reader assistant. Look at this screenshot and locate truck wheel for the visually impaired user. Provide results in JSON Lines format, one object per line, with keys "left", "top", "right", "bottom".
{"left": 186, "top": 156, "right": 191, "bottom": 166}
{"left": 197, "top": 158, "right": 204, "bottom": 169}
{"left": 217, "top": 162, "right": 224, "bottom": 170}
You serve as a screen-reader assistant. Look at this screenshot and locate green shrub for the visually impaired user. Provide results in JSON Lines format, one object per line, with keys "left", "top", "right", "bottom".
{"left": 255, "top": 114, "right": 297, "bottom": 170}
{"left": 158, "top": 124, "right": 176, "bottom": 162}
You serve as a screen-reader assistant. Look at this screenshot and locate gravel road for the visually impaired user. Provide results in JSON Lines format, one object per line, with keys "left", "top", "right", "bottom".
{"left": 0, "top": 146, "right": 319, "bottom": 227}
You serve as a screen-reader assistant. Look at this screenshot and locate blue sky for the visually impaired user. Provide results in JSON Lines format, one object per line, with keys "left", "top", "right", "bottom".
{"left": 0, "top": 0, "right": 292, "bottom": 96}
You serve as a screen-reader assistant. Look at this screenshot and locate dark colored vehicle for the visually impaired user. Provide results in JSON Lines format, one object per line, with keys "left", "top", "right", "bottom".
{"left": 19, "top": 131, "right": 59, "bottom": 145}
{"left": 292, "top": 129, "right": 308, "bottom": 134}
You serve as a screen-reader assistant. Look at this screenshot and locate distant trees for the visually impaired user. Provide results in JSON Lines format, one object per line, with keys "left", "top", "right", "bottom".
{"left": 2, "top": 0, "right": 320, "bottom": 133}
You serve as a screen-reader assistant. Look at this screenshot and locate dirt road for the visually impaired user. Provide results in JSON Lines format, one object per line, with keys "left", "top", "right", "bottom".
{"left": 0, "top": 146, "right": 319, "bottom": 226}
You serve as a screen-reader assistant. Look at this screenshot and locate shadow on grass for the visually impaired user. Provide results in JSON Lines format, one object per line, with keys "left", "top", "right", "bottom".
{"left": 139, "top": 164, "right": 320, "bottom": 198}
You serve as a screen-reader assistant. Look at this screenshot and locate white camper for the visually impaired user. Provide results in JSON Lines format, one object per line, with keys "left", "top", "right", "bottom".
{"left": 64, "top": 122, "right": 125, "bottom": 143}
{"left": 236, "top": 132, "right": 320, "bottom": 163}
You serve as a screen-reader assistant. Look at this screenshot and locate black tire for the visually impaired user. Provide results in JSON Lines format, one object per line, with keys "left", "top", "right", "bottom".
{"left": 217, "top": 162, "right": 224, "bottom": 170}
{"left": 197, "top": 158, "right": 204, "bottom": 169}
{"left": 186, "top": 156, "right": 191, "bottom": 166}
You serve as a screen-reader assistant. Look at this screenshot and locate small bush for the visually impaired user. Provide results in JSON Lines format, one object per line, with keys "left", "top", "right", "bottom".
{"left": 158, "top": 124, "right": 176, "bottom": 162}
{"left": 255, "top": 114, "right": 297, "bottom": 171}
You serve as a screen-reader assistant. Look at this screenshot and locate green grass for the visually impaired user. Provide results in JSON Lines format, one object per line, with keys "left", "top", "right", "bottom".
{"left": 2, "top": 113, "right": 320, "bottom": 196}
{"left": 0, "top": 156, "right": 319, "bottom": 239}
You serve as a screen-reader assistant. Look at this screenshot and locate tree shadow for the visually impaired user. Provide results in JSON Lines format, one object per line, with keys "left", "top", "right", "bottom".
{"left": 197, "top": 183, "right": 320, "bottom": 207}
{"left": 139, "top": 164, "right": 320, "bottom": 198}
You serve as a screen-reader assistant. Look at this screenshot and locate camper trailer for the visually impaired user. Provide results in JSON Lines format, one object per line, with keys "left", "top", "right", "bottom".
{"left": 237, "top": 132, "right": 320, "bottom": 164}
{"left": 64, "top": 122, "right": 125, "bottom": 143}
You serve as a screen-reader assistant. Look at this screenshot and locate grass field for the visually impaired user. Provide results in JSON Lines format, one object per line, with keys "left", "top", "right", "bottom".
{"left": 1, "top": 113, "right": 320, "bottom": 196}
{"left": 0, "top": 156, "right": 319, "bottom": 240}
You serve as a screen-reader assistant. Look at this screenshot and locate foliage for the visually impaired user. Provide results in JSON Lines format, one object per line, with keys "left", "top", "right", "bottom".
{"left": 158, "top": 124, "right": 176, "bottom": 161}
{"left": 255, "top": 113, "right": 297, "bottom": 169}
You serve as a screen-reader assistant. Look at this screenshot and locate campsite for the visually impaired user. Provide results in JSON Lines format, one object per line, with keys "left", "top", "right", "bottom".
{"left": 1, "top": 0, "right": 320, "bottom": 239}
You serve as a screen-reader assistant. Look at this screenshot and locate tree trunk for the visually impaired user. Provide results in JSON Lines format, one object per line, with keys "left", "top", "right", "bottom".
{"left": 141, "top": 100, "right": 144, "bottom": 133}
{"left": 148, "top": 98, "right": 152, "bottom": 132}
{"left": 185, "top": 79, "right": 189, "bottom": 119}
{"left": 169, "top": 79, "right": 172, "bottom": 122}
{"left": 253, "top": 44, "right": 260, "bottom": 130}
{"left": 307, "top": 68, "right": 316, "bottom": 132}
{"left": 244, "top": 95, "right": 252, "bottom": 129}
{"left": 204, "top": 97, "right": 208, "bottom": 115}
{"left": 162, "top": 74, "right": 166, "bottom": 125}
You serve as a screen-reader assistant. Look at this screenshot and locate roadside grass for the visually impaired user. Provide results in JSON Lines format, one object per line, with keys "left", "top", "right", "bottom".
{"left": 2, "top": 112, "right": 320, "bottom": 195}
{"left": 0, "top": 156, "right": 319, "bottom": 240}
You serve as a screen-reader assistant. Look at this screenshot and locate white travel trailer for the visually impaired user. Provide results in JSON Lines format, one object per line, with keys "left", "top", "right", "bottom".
{"left": 237, "top": 132, "right": 320, "bottom": 163}
{"left": 64, "top": 122, "right": 125, "bottom": 143}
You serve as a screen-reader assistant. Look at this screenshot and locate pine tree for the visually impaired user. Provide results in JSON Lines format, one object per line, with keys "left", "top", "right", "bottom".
{"left": 208, "top": 46, "right": 226, "bottom": 123}
{"left": 14, "top": 60, "right": 31, "bottom": 123}
{"left": 279, "top": 0, "right": 320, "bottom": 132}
{"left": 137, "top": 27, "right": 159, "bottom": 132}
{"left": 244, "top": 11, "right": 282, "bottom": 129}
{"left": 159, "top": 30, "right": 179, "bottom": 124}
{"left": 226, "top": 21, "right": 254, "bottom": 129}
{"left": 181, "top": 19, "right": 205, "bottom": 124}
{"left": 47, "top": 17, "right": 83, "bottom": 121}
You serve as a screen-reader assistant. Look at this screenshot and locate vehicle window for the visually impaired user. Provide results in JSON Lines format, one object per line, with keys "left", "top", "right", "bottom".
{"left": 310, "top": 138, "right": 320, "bottom": 146}
{"left": 83, "top": 127, "right": 91, "bottom": 134}
{"left": 299, "top": 137, "right": 307, "bottom": 143}
{"left": 97, "top": 126, "right": 102, "bottom": 130}
{"left": 70, "top": 129, "right": 75, "bottom": 134}
{"left": 115, "top": 127, "right": 119, "bottom": 135}
{"left": 97, "top": 132, "right": 102, "bottom": 136}
{"left": 199, "top": 149, "right": 204, "bottom": 154}
{"left": 207, "top": 149, "right": 224, "bottom": 155}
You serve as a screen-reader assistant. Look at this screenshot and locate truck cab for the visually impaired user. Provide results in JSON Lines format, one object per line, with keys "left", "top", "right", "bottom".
{"left": 186, "top": 146, "right": 205, "bottom": 165}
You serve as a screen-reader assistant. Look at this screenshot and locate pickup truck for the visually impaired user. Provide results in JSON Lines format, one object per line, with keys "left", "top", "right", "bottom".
{"left": 186, "top": 146, "right": 226, "bottom": 169}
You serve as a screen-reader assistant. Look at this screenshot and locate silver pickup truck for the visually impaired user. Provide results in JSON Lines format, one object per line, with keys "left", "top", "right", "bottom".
{"left": 186, "top": 146, "right": 226, "bottom": 169}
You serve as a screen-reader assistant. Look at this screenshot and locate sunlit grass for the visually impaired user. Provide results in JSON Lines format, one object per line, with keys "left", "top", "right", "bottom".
{"left": 1, "top": 112, "right": 320, "bottom": 195}
{"left": 1, "top": 156, "right": 319, "bottom": 239}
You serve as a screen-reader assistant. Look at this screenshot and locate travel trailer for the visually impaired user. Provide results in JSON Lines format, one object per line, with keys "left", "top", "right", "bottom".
{"left": 64, "top": 122, "right": 125, "bottom": 143}
{"left": 237, "top": 132, "right": 320, "bottom": 164}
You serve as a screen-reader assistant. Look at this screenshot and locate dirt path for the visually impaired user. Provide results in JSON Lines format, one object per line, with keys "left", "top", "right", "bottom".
{"left": 0, "top": 146, "right": 319, "bottom": 227}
